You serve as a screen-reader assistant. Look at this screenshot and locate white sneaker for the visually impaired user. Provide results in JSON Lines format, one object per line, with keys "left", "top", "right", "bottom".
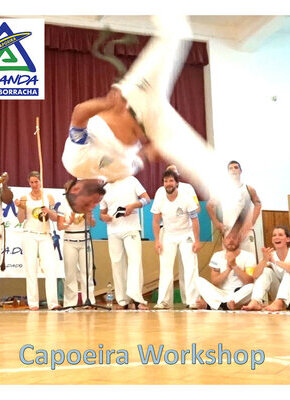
{"left": 154, "top": 302, "right": 170, "bottom": 310}
{"left": 188, "top": 304, "right": 198, "bottom": 309}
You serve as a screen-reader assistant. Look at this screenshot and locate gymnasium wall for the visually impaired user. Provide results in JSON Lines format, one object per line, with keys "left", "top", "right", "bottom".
{"left": 204, "top": 31, "right": 290, "bottom": 212}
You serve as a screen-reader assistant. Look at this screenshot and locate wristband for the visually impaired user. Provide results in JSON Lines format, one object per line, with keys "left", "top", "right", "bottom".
{"left": 189, "top": 210, "right": 198, "bottom": 219}
{"left": 139, "top": 198, "right": 150, "bottom": 207}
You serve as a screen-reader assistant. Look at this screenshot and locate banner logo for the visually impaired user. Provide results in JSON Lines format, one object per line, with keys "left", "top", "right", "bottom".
{"left": 0, "top": 19, "right": 44, "bottom": 99}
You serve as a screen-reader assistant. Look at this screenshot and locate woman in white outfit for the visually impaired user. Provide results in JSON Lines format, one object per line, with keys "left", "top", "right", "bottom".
{"left": 242, "top": 226, "right": 290, "bottom": 311}
{"left": 15, "top": 171, "right": 60, "bottom": 311}
{"left": 57, "top": 194, "right": 96, "bottom": 307}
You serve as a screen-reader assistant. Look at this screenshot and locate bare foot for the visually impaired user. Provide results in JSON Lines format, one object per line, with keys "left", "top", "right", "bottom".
{"left": 137, "top": 303, "right": 149, "bottom": 310}
{"left": 115, "top": 304, "right": 129, "bottom": 310}
{"left": 242, "top": 299, "right": 263, "bottom": 311}
{"left": 227, "top": 300, "right": 236, "bottom": 310}
{"left": 130, "top": 302, "right": 149, "bottom": 310}
{"left": 196, "top": 297, "right": 207, "bottom": 309}
{"left": 29, "top": 306, "right": 39, "bottom": 311}
{"left": 265, "top": 299, "right": 286, "bottom": 311}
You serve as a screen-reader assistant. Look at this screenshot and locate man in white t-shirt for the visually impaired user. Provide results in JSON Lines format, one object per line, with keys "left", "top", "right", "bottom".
{"left": 100, "top": 176, "right": 150, "bottom": 310}
{"left": 154, "top": 164, "right": 200, "bottom": 212}
{"left": 151, "top": 169, "right": 200, "bottom": 309}
{"left": 206, "top": 161, "right": 261, "bottom": 255}
{"left": 196, "top": 233, "right": 255, "bottom": 310}
{"left": 154, "top": 164, "right": 200, "bottom": 306}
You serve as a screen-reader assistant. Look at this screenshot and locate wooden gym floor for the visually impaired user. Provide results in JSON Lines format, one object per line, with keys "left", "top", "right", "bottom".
{"left": 0, "top": 307, "right": 289, "bottom": 385}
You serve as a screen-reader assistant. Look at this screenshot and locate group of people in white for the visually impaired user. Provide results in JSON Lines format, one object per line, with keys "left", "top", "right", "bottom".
{"left": 59, "top": 16, "right": 289, "bottom": 312}
{"left": 1, "top": 159, "right": 289, "bottom": 313}
{"left": 99, "top": 159, "right": 290, "bottom": 312}
{"left": 1, "top": 14, "right": 289, "bottom": 312}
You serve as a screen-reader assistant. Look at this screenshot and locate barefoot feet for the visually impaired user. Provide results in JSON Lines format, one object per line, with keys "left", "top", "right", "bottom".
{"left": 242, "top": 299, "right": 263, "bottom": 311}
{"left": 265, "top": 299, "right": 286, "bottom": 311}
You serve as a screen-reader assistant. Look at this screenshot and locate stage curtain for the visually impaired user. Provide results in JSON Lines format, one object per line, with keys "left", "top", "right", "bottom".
{"left": 0, "top": 24, "right": 208, "bottom": 198}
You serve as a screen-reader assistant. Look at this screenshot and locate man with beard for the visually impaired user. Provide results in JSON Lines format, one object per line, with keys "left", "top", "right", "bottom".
{"left": 151, "top": 170, "right": 200, "bottom": 309}
{"left": 196, "top": 233, "right": 256, "bottom": 310}
{"left": 153, "top": 164, "right": 200, "bottom": 307}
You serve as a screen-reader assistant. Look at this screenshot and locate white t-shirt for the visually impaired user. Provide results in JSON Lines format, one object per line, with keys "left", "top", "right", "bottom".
{"left": 151, "top": 189, "right": 198, "bottom": 236}
{"left": 23, "top": 193, "right": 51, "bottom": 233}
{"left": 100, "top": 176, "right": 146, "bottom": 235}
{"left": 62, "top": 115, "right": 143, "bottom": 182}
{"left": 57, "top": 199, "right": 87, "bottom": 240}
{"left": 270, "top": 249, "right": 290, "bottom": 281}
{"left": 154, "top": 181, "right": 199, "bottom": 206}
{"left": 209, "top": 249, "right": 256, "bottom": 291}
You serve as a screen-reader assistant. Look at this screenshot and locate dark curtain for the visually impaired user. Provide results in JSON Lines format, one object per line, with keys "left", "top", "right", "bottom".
{"left": 0, "top": 24, "right": 208, "bottom": 198}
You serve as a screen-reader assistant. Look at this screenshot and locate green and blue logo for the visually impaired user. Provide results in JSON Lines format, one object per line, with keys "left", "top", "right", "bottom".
{"left": 0, "top": 22, "right": 36, "bottom": 72}
{"left": 0, "top": 19, "right": 44, "bottom": 99}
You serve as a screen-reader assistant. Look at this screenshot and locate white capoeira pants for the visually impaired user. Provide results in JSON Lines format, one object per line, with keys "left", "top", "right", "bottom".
{"left": 108, "top": 230, "right": 146, "bottom": 306}
{"left": 63, "top": 240, "right": 95, "bottom": 307}
{"left": 251, "top": 267, "right": 290, "bottom": 306}
{"left": 114, "top": 16, "right": 228, "bottom": 199}
{"left": 158, "top": 228, "right": 188, "bottom": 305}
{"left": 178, "top": 250, "right": 189, "bottom": 305}
{"left": 22, "top": 233, "right": 58, "bottom": 310}
{"left": 165, "top": 249, "right": 189, "bottom": 305}
{"left": 197, "top": 277, "right": 254, "bottom": 310}
{"left": 157, "top": 232, "right": 199, "bottom": 307}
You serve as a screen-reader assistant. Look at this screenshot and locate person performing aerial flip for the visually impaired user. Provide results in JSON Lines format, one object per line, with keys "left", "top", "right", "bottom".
{"left": 62, "top": 15, "right": 228, "bottom": 215}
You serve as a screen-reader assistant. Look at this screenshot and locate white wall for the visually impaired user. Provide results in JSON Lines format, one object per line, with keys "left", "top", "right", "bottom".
{"left": 206, "top": 32, "right": 290, "bottom": 211}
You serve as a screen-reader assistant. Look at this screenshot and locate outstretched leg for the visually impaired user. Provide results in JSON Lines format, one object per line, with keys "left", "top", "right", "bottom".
{"left": 114, "top": 15, "right": 193, "bottom": 106}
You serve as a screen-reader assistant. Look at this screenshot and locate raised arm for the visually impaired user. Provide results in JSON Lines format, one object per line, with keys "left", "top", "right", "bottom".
{"left": 15, "top": 196, "right": 27, "bottom": 223}
{"left": 71, "top": 90, "right": 122, "bottom": 128}
{"left": 252, "top": 247, "right": 273, "bottom": 279}
{"left": 44, "top": 194, "right": 57, "bottom": 222}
